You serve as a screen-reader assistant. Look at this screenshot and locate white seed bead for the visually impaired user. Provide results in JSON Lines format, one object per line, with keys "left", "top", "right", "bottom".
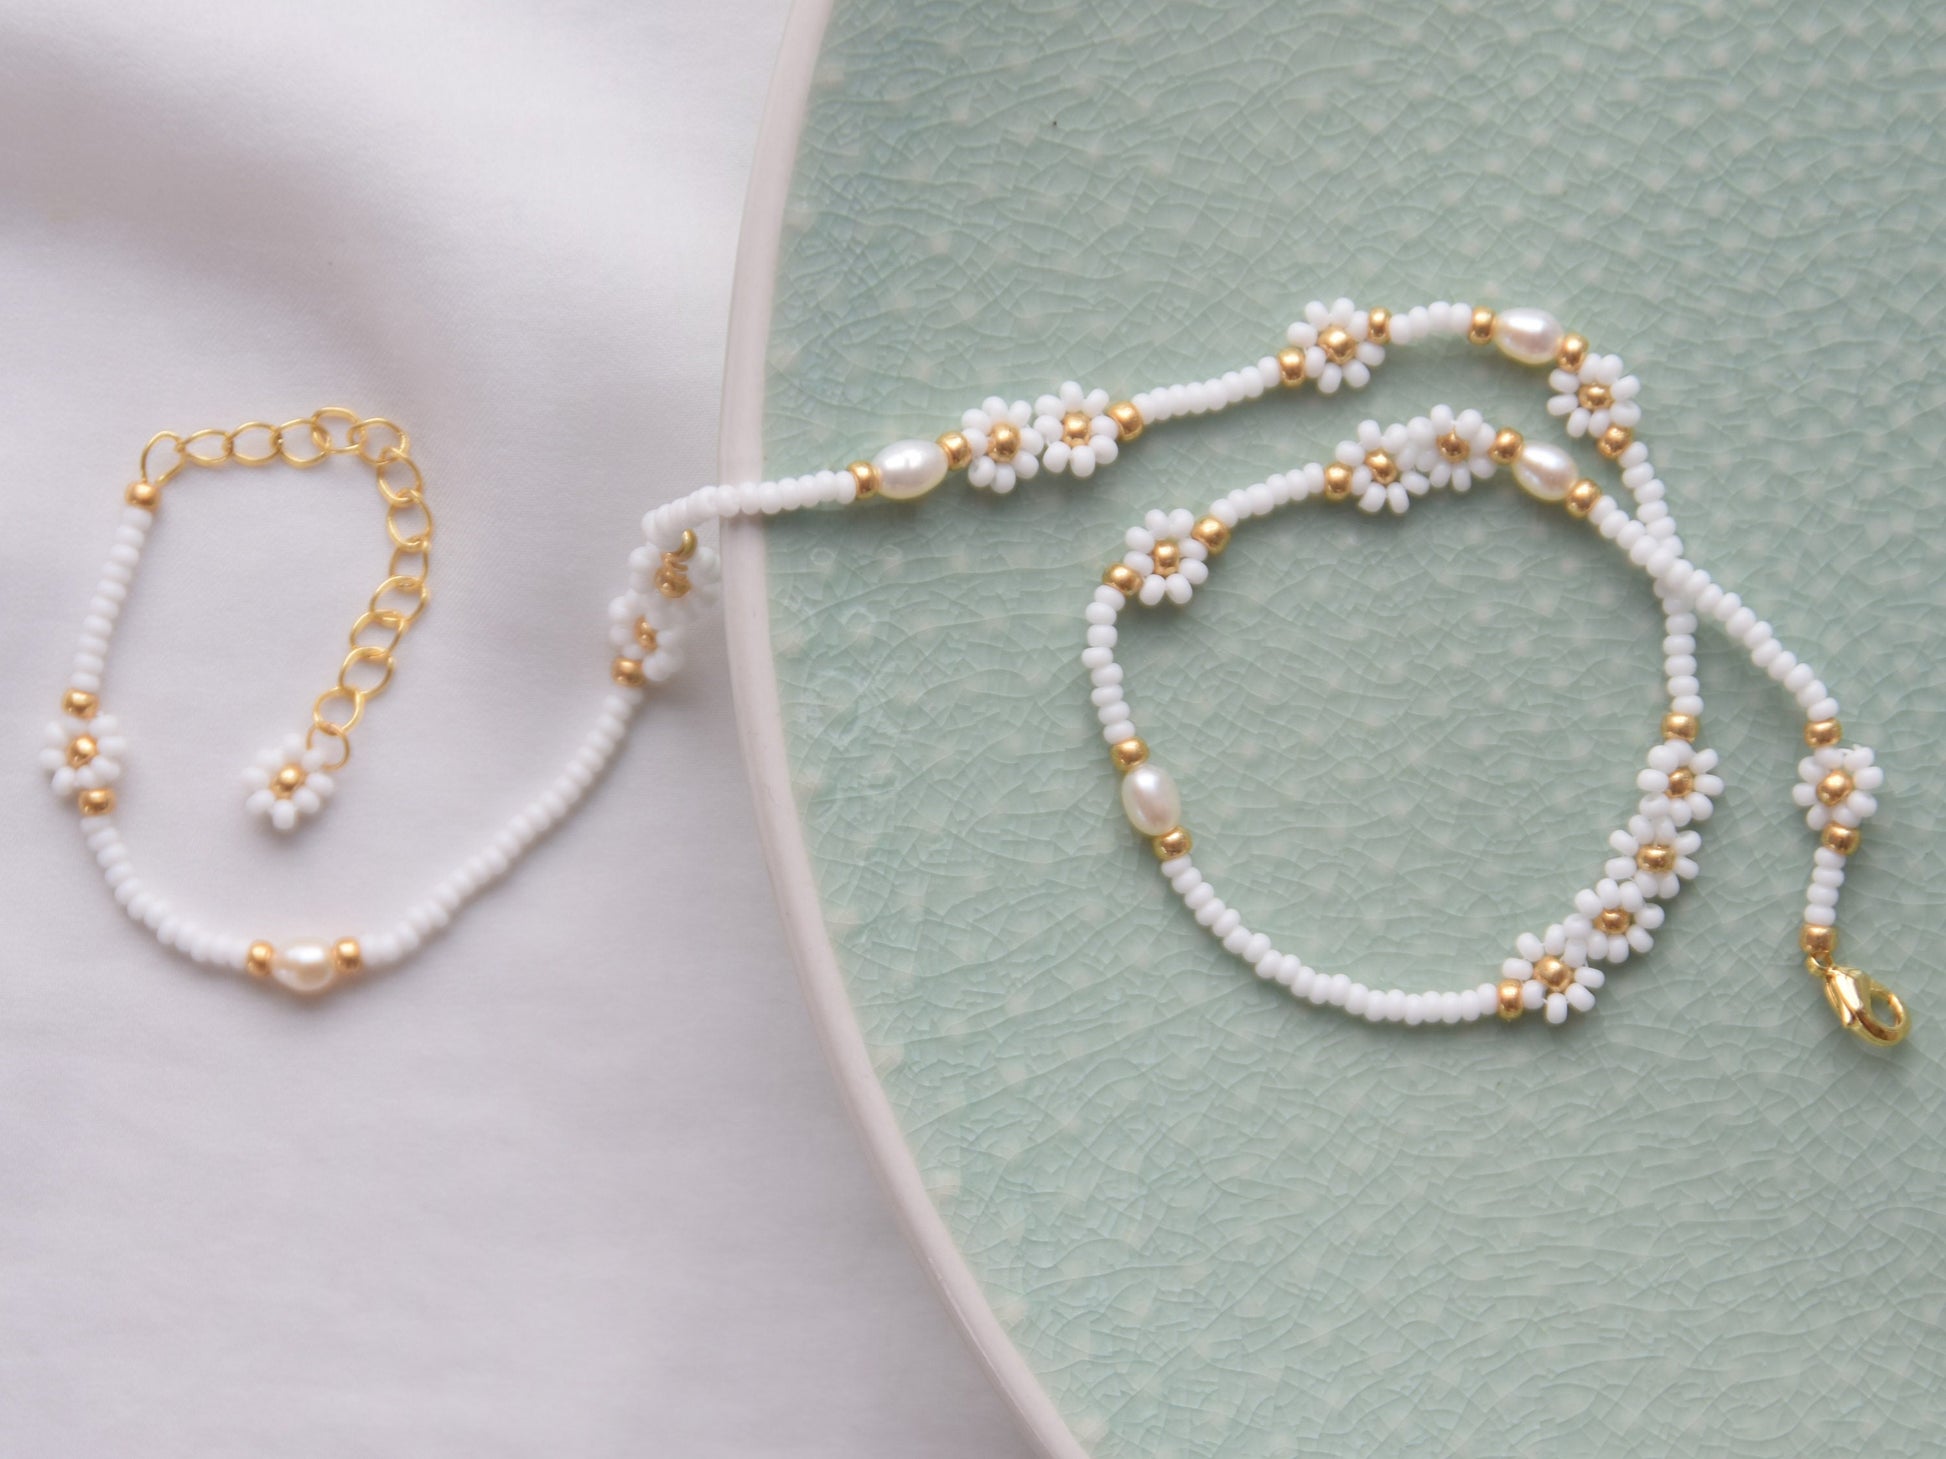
{"left": 871, "top": 439, "right": 948, "bottom": 502}
{"left": 1120, "top": 763, "right": 1182, "bottom": 837}
{"left": 1492, "top": 306, "right": 1564, "bottom": 365}
{"left": 1511, "top": 441, "right": 1578, "bottom": 503}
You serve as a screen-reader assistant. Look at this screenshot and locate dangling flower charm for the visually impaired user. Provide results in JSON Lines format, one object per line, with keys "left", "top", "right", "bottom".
{"left": 1032, "top": 383, "right": 1119, "bottom": 478}
{"left": 1793, "top": 744, "right": 1881, "bottom": 830}
{"left": 245, "top": 733, "right": 334, "bottom": 833}
{"left": 1285, "top": 298, "right": 1384, "bottom": 393}
{"left": 958, "top": 398, "right": 1044, "bottom": 494}
{"left": 1547, "top": 353, "right": 1642, "bottom": 439}
{"left": 42, "top": 712, "right": 125, "bottom": 798}
{"left": 1122, "top": 509, "right": 1210, "bottom": 605}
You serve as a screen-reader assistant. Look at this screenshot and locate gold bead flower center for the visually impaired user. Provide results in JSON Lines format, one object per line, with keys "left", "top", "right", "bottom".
{"left": 66, "top": 734, "right": 98, "bottom": 768}
{"left": 987, "top": 420, "right": 1021, "bottom": 462}
{"left": 1151, "top": 540, "right": 1182, "bottom": 577}
{"left": 1534, "top": 955, "right": 1575, "bottom": 992}
{"left": 1665, "top": 767, "right": 1695, "bottom": 798}
{"left": 1365, "top": 449, "right": 1399, "bottom": 485}
{"left": 1436, "top": 431, "right": 1469, "bottom": 462}
{"left": 1319, "top": 325, "right": 1357, "bottom": 365}
{"left": 1817, "top": 769, "right": 1854, "bottom": 806}
{"left": 1061, "top": 411, "right": 1092, "bottom": 448}
{"left": 1594, "top": 907, "right": 1633, "bottom": 936}
{"left": 272, "top": 763, "right": 307, "bottom": 799}
{"left": 1636, "top": 843, "right": 1677, "bottom": 873}
{"left": 1577, "top": 381, "right": 1613, "bottom": 411}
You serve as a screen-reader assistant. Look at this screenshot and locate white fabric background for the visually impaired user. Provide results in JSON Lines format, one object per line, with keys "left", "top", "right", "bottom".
{"left": 0, "top": 3, "right": 1034, "bottom": 1455}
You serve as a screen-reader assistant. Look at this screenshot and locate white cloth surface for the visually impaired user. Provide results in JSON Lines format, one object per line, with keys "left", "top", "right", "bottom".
{"left": 0, "top": 3, "right": 1033, "bottom": 1455}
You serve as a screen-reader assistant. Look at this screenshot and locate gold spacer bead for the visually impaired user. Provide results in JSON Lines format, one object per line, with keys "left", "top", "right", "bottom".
{"left": 987, "top": 420, "right": 1021, "bottom": 463}
{"left": 1637, "top": 843, "right": 1678, "bottom": 873}
{"left": 1365, "top": 449, "right": 1399, "bottom": 486}
{"left": 1661, "top": 711, "right": 1700, "bottom": 743}
{"left": 63, "top": 689, "right": 100, "bottom": 720}
{"left": 331, "top": 938, "right": 363, "bottom": 976}
{"left": 1565, "top": 479, "right": 1603, "bottom": 518}
{"left": 245, "top": 941, "right": 275, "bottom": 979}
{"left": 1151, "top": 540, "right": 1182, "bottom": 576}
{"left": 1801, "top": 924, "right": 1837, "bottom": 961}
{"left": 1555, "top": 332, "right": 1590, "bottom": 371}
{"left": 1468, "top": 306, "right": 1497, "bottom": 345}
{"left": 1108, "top": 401, "right": 1144, "bottom": 442}
{"left": 936, "top": 430, "right": 974, "bottom": 470}
{"left": 611, "top": 656, "right": 647, "bottom": 688}
{"left": 1597, "top": 424, "right": 1633, "bottom": 459}
{"left": 1488, "top": 428, "right": 1524, "bottom": 466}
{"left": 1365, "top": 306, "right": 1392, "bottom": 344}
{"left": 1534, "top": 955, "right": 1575, "bottom": 993}
{"left": 633, "top": 617, "right": 659, "bottom": 653}
{"left": 78, "top": 786, "right": 116, "bottom": 817}
{"left": 1151, "top": 827, "right": 1192, "bottom": 861}
{"left": 1103, "top": 563, "right": 1142, "bottom": 596}
{"left": 1496, "top": 979, "right": 1525, "bottom": 1020}
{"left": 1821, "top": 823, "right": 1861, "bottom": 856}
{"left": 1275, "top": 347, "right": 1307, "bottom": 386}
{"left": 1110, "top": 738, "right": 1149, "bottom": 774}
{"left": 1804, "top": 718, "right": 1842, "bottom": 749}
{"left": 1665, "top": 767, "right": 1695, "bottom": 798}
{"left": 125, "top": 479, "right": 160, "bottom": 510}
{"left": 66, "top": 734, "right": 98, "bottom": 768}
{"left": 1319, "top": 325, "right": 1357, "bottom": 365}
{"left": 1322, "top": 462, "right": 1355, "bottom": 501}
{"left": 1816, "top": 769, "right": 1854, "bottom": 807}
{"left": 1191, "top": 516, "right": 1231, "bottom": 555}
{"left": 653, "top": 563, "right": 691, "bottom": 599}
{"left": 847, "top": 460, "right": 881, "bottom": 499}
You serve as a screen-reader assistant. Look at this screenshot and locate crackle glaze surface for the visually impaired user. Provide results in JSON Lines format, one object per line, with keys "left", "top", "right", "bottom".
{"left": 758, "top": 2, "right": 1946, "bottom": 1453}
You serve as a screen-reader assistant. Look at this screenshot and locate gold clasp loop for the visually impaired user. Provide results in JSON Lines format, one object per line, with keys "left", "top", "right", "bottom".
{"left": 1808, "top": 958, "right": 1909, "bottom": 1046}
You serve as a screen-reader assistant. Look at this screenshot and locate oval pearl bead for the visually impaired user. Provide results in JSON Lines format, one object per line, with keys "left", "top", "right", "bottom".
{"left": 1493, "top": 307, "right": 1564, "bottom": 366}
{"left": 871, "top": 439, "right": 948, "bottom": 502}
{"left": 272, "top": 939, "right": 338, "bottom": 996}
{"left": 1120, "top": 763, "right": 1182, "bottom": 836}
{"left": 1512, "top": 441, "right": 1578, "bottom": 502}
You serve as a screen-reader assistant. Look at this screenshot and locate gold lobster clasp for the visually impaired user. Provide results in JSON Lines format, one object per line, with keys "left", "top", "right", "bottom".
{"left": 1808, "top": 958, "right": 1909, "bottom": 1047}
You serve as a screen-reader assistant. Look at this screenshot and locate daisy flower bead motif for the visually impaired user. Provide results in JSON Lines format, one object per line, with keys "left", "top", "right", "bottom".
{"left": 1567, "top": 877, "right": 1665, "bottom": 963}
{"left": 1122, "top": 509, "right": 1210, "bottom": 606}
{"left": 1411, "top": 405, "right": 1499, "bottom": 492}
{"left": 1606, "top": 813, "right": 1700, "bottom": 900}
{"left": 958, "top": 398, "right": 1044, "bottom": 494}
{"left": 608, "top": 594, "right": 688, "bottom": 685}
{"left": 244, "top": 732, "right": 335, "bottom": 832}
{"left": 1031, "top": 382, "right": 1119, "bottom": 478}
{"left": 1285, "top": 297, "right": 1384, "bottom": 394}
{"left": 1337, "top": 420, "right": 1426, "bottom": 515}
{"left": 42, "top": 711, "right": 125, "bottom": 799}
{"left": 1636, "top": 738, "right": 1723, "bottom": 826}
{"left": 1793, "top": 743, "right": 1882, "bottom": 831}
{"left": 1502, "top": 925, "right": 1601, "bottom": 1024}
{"left": 1547, "top": 352, "right": 1642, "bottom": 439}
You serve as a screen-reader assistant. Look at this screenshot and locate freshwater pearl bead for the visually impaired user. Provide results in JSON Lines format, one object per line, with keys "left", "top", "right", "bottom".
{"left": 1120, "top": 762, "right": 1183, "bottom": 837}
{"left": 871, "top": 439, "right": 949, "bottom": 502}
{"left": 1512, "top": 441, "right": 1578, "bottom": 502}
{"left": 1492, "top": 306, "right": 1564, "bottom": 365}
{"left": 271, "top": 939, "right": 338, "bottom": 996}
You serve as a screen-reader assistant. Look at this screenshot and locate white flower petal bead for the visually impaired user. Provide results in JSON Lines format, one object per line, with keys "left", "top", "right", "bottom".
{"left": 1120, "top": 763, "right": 1183, "bottom": 837}
{"left": 871, "top": 439, "right": 948, "bottom": 501}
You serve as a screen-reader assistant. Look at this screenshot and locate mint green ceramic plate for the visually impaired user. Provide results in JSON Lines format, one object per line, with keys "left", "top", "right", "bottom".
{"left": 727, "top": 2, "right": 1946, "bottom": 1454}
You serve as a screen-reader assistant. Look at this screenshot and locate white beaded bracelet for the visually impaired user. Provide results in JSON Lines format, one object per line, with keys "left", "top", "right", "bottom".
{"left": 44, "top": 300, "right": 1908, "bottom": 1045}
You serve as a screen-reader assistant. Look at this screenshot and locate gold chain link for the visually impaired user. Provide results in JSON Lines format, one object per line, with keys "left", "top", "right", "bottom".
{"left": 133, "top": 409, "right": 429, "bottom": 773}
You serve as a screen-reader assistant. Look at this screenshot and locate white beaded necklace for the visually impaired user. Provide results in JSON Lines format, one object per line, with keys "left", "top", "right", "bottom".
{"left": 43, "top": 298, "right": 1907, "bottom": 1045}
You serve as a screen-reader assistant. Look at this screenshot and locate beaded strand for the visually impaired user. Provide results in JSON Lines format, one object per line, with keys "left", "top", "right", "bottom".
{"left": 41, "top": 299, "right": 1906, "bottom": 1040}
